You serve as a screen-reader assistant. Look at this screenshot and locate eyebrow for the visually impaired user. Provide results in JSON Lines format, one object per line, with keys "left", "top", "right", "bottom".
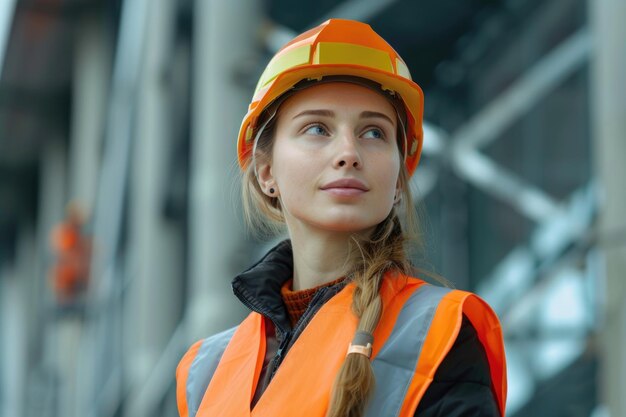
{"left": 360, "top": 111, "right": 395, "bottom": 126}
{"left": 292, "top": 109, "right": 395, "bottom": 126}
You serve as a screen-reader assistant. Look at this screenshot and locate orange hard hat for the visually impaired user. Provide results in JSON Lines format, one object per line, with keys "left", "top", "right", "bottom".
{"left": 237, "top": 18, "right": 425, "bottom": 177}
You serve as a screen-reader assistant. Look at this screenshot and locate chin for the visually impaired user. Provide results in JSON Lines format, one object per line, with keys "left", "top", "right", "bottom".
{"left": 308, "top": 213, "right": 384, "bottom": 234}
{"left": 320, "top": 223, "right": 374, "bottom": 233}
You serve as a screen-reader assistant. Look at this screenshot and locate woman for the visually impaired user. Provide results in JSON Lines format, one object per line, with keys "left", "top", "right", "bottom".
{"left": 177, "top": 19, "right": 507, "bottom": 417}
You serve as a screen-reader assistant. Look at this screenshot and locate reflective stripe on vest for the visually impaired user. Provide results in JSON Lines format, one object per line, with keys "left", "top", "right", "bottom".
{"left": 176, "top": 273, "right": 507, "bottom": 417}
{"left": 176, "top": 326, "right": 238, "bottom": 417}
{"left": 364, "top": 284, "right": 448, "bottom": 417}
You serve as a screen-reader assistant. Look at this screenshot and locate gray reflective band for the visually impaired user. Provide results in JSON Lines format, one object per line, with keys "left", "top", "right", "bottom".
{"left": 186, "top": 326, "right": 237, "bottom": 417}
{"left": 364, "top": 284, "right": 451, "bottom": 417}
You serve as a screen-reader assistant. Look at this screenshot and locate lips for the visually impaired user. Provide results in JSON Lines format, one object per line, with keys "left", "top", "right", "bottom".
{"left": 320, "top": 178, "right": 369, "bottom": 191}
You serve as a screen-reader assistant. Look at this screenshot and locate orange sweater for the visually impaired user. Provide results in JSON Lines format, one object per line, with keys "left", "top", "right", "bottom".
{"left": 280, "top": 276, "right": 347, "bottom": 327}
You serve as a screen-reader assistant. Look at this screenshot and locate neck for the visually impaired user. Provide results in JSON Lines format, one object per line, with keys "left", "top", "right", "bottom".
{"left": 290, "top": 234, "right": 349, "bottom": 291}
{"left": 287, "top": 222, "right": 375, "bottom": 291}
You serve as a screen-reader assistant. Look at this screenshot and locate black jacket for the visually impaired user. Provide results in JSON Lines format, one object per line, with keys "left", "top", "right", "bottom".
{"left": 231, "top": 239, "right": 500, "bottom": 416}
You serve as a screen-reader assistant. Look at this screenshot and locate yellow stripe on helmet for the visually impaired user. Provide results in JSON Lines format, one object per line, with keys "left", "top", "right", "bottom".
{"left": 313, "top": 42, "right": 394, "bottom": 73}
{"left": 255, "top": 45, "right": 312, "bottom": 94}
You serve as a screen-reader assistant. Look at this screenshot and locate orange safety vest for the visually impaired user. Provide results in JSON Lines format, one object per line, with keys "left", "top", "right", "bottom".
{"left": 49, "top": 222, "right": 90, "bottom": 301}
{"left": 176, "top": 271, "right": 507, "bottom": 417}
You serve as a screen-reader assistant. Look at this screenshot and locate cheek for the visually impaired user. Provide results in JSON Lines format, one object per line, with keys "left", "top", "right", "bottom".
{"left": 372, "top": 152, "right": 401, "bottom": 192}
{"left": 272, "top": 144, "right": 319, "bottom": 196}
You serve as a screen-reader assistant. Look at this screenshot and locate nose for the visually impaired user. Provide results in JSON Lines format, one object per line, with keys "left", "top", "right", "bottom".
{"left": 332, "top": 130, "right": 362, "bottom": 170}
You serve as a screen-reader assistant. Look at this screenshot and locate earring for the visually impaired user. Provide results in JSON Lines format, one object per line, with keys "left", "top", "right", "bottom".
{"left": 269, "top": 187, "right": 275, "bottom": 194}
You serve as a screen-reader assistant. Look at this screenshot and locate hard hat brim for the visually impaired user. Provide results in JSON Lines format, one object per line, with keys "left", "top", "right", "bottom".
{"left": 238, "top": 63, "right": 424, "bottom": 176}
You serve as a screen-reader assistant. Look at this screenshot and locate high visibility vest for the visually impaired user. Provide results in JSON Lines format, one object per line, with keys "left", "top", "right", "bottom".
{"left": 176, "top": 272, "right": 507, "bottom": 417}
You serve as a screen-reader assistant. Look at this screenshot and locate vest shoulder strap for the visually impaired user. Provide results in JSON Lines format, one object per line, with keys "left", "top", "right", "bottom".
{"left": 176, "top": 326, "right": 238, "bottom": 417}
{"left": 366, "top": 283, "right": 452, "bottom": 417}
{"left": 370, "top": 282, "right": 506, "bottom": 417}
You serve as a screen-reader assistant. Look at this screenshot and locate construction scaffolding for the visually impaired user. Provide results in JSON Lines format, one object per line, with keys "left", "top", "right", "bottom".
{"left": 0, "top": 1, "right": 623, "bottom": 416}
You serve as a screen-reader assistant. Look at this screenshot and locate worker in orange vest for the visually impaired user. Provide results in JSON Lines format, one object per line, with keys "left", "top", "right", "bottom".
{"left": 49, "top": 201, "right": 91, "bottom": 305}
{"left": 177, "top": 19, "right": 507, "bottom": 417}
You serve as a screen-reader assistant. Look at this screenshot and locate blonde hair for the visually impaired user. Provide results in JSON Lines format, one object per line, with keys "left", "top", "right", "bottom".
{"left": 240, "top": 88, "right": 446, "bottom": 417}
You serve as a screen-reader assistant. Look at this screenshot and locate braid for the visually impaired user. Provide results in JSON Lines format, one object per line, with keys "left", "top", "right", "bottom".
{"left": 325, "top": 210, "right": 408, "bottom": 417}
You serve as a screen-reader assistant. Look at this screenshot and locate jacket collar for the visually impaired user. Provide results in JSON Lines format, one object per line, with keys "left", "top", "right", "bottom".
{"left": 231, "top": 239, "right": 294, "bottom": 333}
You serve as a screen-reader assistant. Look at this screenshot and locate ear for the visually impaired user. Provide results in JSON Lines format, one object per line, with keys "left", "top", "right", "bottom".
{"left": 395, "top": 175, "right": 402, "bottom": 194}
{"left": 393, "top": 176, "right": 403, "bottom": 204}
{"left": 255, "top": 157, "right": 277, "bottom": 197}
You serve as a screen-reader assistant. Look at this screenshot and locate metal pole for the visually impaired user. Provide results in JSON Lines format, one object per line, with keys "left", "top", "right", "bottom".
{"left": 64, "top": 12, "right": 111, "bottom": 417}
{"left": 0, "top": 0, "right": 17, "bottom": 75}
{"left": 77, "top": 0, "right": 150, "bottom": 415}
{"left": 123, "top": 0, "right": 182, "bottom": 415}
{"left": 188, "top": 0, "right": 261, "bottom": 340}
{"left": 589, "top": 1, "right": 626, "bottom": 416}
{"left": 68, "top": 12, "right": 110, "bottom": 215}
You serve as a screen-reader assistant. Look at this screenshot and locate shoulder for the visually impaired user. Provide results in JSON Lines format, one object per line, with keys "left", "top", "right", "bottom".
{"left": 176, "top": 326, "right": 239, "bottom": 417}
{"left": 398, "top": 277, "right": 501, "bottom": 326}
{"left": 399, "top": 279, "right": 506, "bottom": 416}
{"left": 378, "top": 277, "right": 503, "bottom": 368}
{"left": 402, "top": 280, "right": 505, "bottom": 375}
{"left": 390, "top": 281, "right": 504, "bottom": 364}
{"left": 372, "top": 276, "right": 506, "bottom": 416}
{"left": 399, "top": 276, "right": 501, "bottom": 325}
{"left": 177, "top": 325, "right": 239, "bottom": 378}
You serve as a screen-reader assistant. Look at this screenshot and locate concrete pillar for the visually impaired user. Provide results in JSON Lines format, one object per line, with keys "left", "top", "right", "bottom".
{"left": 188, "top": 0, "right": 261, "bottom": 339}
{"left": 123, "top": 1, "right": 183, "bottom": 415}
{"left": 51, "top": 13, "right": 113, "bottom": 417}
{"left": 589, "top": 1, "right": 626, "bottom": 416}
{"left": 68, "top": 11, "right": 111, "bottom": 215}
{"left": 36, "top": 140, "right": 68, "bottom": 417}
{"left": 74, "top": 0, "right": 150, "bottom": 415}
{"left": 0, "top": 232, "right": 33, "bottom": 417}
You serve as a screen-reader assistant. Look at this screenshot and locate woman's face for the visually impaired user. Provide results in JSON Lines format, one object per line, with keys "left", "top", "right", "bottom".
{"left": 258, "top": 82, "right": 402, "bottom": 234}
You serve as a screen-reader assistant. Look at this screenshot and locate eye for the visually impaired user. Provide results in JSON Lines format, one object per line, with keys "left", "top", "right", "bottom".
{"left": 303, "top": 124, "right": 329, "bottom": 136}
{"left": 362, "top": 127, "right": 386, "bottom": 140}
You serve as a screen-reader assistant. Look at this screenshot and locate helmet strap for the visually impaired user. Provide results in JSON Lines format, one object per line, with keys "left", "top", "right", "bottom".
{"left": 252, "top": 106, "right": 279, "bottom": 181}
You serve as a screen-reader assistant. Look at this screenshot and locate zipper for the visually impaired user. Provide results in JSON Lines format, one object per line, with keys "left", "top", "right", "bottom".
{"left": 267, "top": 286, "right": 333, "bottom": 380}
{"left": 269, "top": 329, "right": 292, "bottom": 379}
{"left": 294, "top": 287, "right": 329, "bottom": 335}
{"left": 239, "top": 280, "right": 347, "bottom": 382}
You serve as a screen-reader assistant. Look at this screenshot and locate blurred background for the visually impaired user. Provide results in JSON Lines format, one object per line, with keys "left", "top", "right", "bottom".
{"left": 0, "top": 0, "right": 624, "bottom": 416}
